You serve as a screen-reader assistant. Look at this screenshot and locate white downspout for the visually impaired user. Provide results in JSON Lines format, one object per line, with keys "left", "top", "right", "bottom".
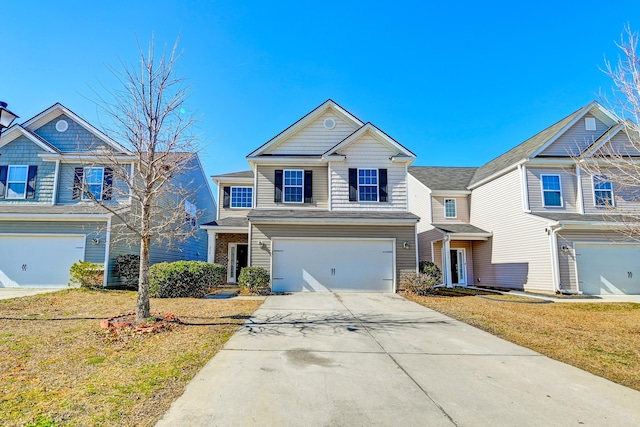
{"left": 51, "top": 159, "right": 60, "bottom": 205}
{"left": 102, "top": 215, "right": 112, "bottom": 287}
{"left": 576, "top": 165, "right": 584, "bottom": 215}
{"left": 549, "top": 224, "right": 563, "bottom": 293}
{"left": 519, "top": 164, "right": 530, "bottom": 212}
{"left": 443, "top": 235, "right": 451, "bottom": 287}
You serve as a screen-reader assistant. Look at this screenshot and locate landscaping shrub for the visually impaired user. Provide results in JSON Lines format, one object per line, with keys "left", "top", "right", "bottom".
{"left": 238, "top": 266, "right": 270, "bottom": 292}
{"left": 113, "top": 254, "right": 140, "bottom": 289}
{"left": 419, "top": 261, "right": 442, "bottom": 284}
{"left": 69, "top": 261, "right": 104, "bottom": 288}
{"left": 149, "top": 261, "right": 225, "bottom": 298}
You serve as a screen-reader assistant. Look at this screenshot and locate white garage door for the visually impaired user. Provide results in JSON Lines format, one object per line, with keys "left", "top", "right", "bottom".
{"left": 0, "top": 234, "right": 86, "bottom": 288}
{"left": 271, "top": 238, "right": 395, "bottom": 293}
{"left": 575, "top": 243, "right": 640, "bottom": 295}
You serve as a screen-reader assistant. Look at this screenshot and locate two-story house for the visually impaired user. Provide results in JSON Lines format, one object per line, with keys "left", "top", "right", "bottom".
{"left": 0, "top": 103, "right": 216, "bottom": 288}
{"left": 410, "top": 101, "right": 640, "bottom": 295}
{"left": 203, "top": 100, "right": 419, "bottom": 292}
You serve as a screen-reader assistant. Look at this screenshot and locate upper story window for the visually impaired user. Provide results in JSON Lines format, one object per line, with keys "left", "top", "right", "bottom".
{"left": 185, "top": 200, "right": 197, "bottom": 226}
{"left": 444, "top": 198, "right": 457, "bottom": 218}
{"left": 358, "top": 169, "right": 379, "bottom": 202}
{"left": 83, "top": 167, "right": 104, "bottom": 201}
{"left": 348, "top": 168, "right": 388, "bottom": 203}
{"left": 0, "top": 165, "right": 38, "bottom": 200}
{"left": 231, "top": 187, "right": 253, "bottom": 208}
{"left": 283, "top": 170, "right": 304, "bottom": 203}
{"left": 541, "top": 174, "right": 562, "bottom": 207}
{"left": 593, "top": 175, "right": 614, "bottom": 207}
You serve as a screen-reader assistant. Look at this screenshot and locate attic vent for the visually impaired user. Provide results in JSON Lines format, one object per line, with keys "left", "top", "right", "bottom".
{"left": 55, "top": 120, "right": 69, "bottom": 132}
{"left": 585, "top": 117, "right": 596, "bottom": 131}
{"left": 323, "top": 118, "right": 336, "bottom": 129}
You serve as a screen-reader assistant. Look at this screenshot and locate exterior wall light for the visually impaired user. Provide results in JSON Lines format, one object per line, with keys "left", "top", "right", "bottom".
{"left": 0, "top": 102, "right": 19, "bottom": 136}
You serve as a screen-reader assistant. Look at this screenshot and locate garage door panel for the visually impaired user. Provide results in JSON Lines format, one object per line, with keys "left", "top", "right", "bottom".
{"left": 272, "top": 239, "right": 394, "bottom": 293}
{"left": 576, "top": 243, "right": 640, "bottom": 295}
{"left": 0, "top": 235, "right": 86, "bottom": 288}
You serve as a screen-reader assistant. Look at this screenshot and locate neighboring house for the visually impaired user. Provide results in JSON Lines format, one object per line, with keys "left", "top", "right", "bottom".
{"left": 409, "top": 101, "right": 640, "bottom": 295}
{"left": 0, "top": 103, "right": 216, "bottom": 288}
{"left": 203, "top": 100, "right": 419, "bottom": 292}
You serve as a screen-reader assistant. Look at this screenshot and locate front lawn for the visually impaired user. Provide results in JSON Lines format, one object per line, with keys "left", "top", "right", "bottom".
{"left": 406, "top": 289, "right": 640, "bottom": 392}
{"left": 0, "top": 289, "right": 262, "bottom": 427}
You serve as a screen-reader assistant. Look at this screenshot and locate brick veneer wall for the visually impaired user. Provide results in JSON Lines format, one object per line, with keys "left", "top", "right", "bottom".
{"left": 215, "top": 233, "right": 249, "bottom": 283}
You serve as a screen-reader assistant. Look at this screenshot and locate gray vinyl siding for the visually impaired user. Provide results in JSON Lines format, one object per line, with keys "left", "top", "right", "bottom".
{"left": 470, "top": 169, "right": 554, "bottom": 292}
{"left": 263, "top": 111, "right": 359, "bottom": 155}
{"left": 581, "top": 170, "right": 640, "bottom": 214}
{"left": 218, "top": 181, "right": 254, "bottom": 219}
{"left": 595, "top": 132, "right": 640, "bottom": 156}
{"left": 34, "top": 114, "right": 112, "bottom": 153}
{"left": 250, "top": 223, "right": 417, "bottom": 283}
{"left": 539, "top": 114, "right": 608, "bottom": 156}
{"left": 0, "top": 220, "right": 107, "bottom": 263}
{"left": 256, "top": 165, "right": 329, "bottom": 209}
{"left": 407, "top": 175, "right": 438, "bottom": 262}
{"left": 330, "top": 135, "right": 408, "bottom": 211}
{"left": 431, "top": 196, "right": 470, "bottom": 222}
{"left": 57, "top": 163, "right": 129, "bottom": 205}
{"left": 556, "top": 230, "right": 631, "bottom": 292}
{"left": 0, "top": 136, "right": 56, "bottom": 204}
{"left": 527, "top": 167, "right": 578, "bottom": 213}
{"left": 417, "top": 228, "right": 443, "bottom": 264}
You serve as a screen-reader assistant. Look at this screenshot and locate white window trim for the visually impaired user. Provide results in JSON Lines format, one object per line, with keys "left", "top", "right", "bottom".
{"left": 357, "top": 168, "right": 379, "bottom": 202}
{"left": 592, "top": 175, "right": 615, "bottom": 207}
{"left": 6, "top": 165, "right": 28, "bottom": 199}
{"left": 82, "top": 167, "right": 104, "bottom": 201}
{"left": 444, "top": 198, "right": 457, "bottom": 218}
{"left": 283, "top": 169, "right": 304, "bottom": 204}
{"left": 541, "top": 174, "right": 563, "bottom": 208}
{"left": 230, "top": 186, "right": 253, "bottom": 209}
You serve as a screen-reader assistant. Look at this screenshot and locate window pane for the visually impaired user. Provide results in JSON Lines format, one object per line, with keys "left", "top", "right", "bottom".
{"left": 284, "top": 187, "right": 302, "bottom": 202}
{"left": 593, "top": 176, "right": 612, "bottom": 190}
{"left": 359, "top": 185, "right": 378, "bottom": 201}
{"left": 7, "top": 183, "right": 26, "bottom": 198}
{"left": 595, "top": 191, "right": 613, "bottom": 206}
{"left": 283, "top": 170, "right": 303, "bottom": 202}
{"left": 445, "top": 199, "right": 456, "bottom": 217}
{"left": 358, "top": 169, "right": 377, "bottom": 185}
{"left": 543, "top": 191, "right": 561, "bottom": 206}
{"left": 85, "top": 168, "right": 103, "bottom": 184}
{"left": 231, "top": 187, "right": 252, "bottom": 208}
{"left": 542, "top": 175, "right": 560, "bottom": 191}
{"left": 8, "top": 166, "right": 27, "bottom": 181}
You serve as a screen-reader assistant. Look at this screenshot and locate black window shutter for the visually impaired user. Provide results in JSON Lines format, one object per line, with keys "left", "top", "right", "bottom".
{"left": 73, "top": 167, "right": 84, "bottom": 200}
{"left": 223, "top": 186, "right": 231, "bottom": 208}
{"left": 103, "top": 167, "right": 113, "bottom": 201}
{"left": 26, "top": 166, "right": 38, "bottom": 199}
{"left": 274, "top": 170, "right": 283, "bottom": 203}
{"left": 0, "top": 165, "right": 7, "bottom": 199}
{"left": 378, "top": 169, "right": 388, "bottom": 202}
{"left": 348, "top": 168, "right": 358, "bottom": 201}
{"left": 304, "top": 170, "right": 313, "bottom": 203}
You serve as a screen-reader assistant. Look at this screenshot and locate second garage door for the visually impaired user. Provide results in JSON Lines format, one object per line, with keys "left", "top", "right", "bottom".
{"left": 575, "top": 242, "right": 640, "bottom": 295}
{"left": 271, "top": 238, "right": 395, "bottom": 292}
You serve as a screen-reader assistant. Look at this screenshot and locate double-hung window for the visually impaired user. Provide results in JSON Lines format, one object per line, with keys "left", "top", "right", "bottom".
{"left": 358, "top": 169, "right": 378, "bottom": 202}
{"left": 83, "top": 167, "right": 104, "bottom": 201}
{"left": 185, "top": 200, "right": 197, "bottom": 226}
{"left": 444, "top": 198, "right": 457, "bottom": 218}
{"left": 283, "top": 170, "right": 303, "bottom": 203}
{"left": 593, "top": 175, "right": 614, "bottom": 207}
{"left": 6, "top": 165, "right": 28, "bottom": 199}
{"left": 541, "top": 174, "right": 562, "bottom": 207}
{"left": 231, "top": 187, "right": 253, "bottom": 208}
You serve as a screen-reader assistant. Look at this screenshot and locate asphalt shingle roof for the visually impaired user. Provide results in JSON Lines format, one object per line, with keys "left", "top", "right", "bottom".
{"left": 211, "top": 170, "right": 254, "bottom": 179}
{"left": 432, "top": 223, "right": 490, "bottom": 234}
{"left": 409, "top": 166, "right": 477, "bottom": 191}
{"left": 201, "top": 217, "right": 249, "bottom": 227}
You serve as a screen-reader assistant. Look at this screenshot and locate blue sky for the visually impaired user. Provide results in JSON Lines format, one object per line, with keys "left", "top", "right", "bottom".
{"left": 3, "top": 0, "right": 640, "bottom": 181}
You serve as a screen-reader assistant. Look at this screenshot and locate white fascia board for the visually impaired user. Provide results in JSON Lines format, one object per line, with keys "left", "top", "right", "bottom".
{"left": 322, "top": 154, "right": 346, "bottom": 161}
{"left": 211, "top": 177, "right": 255, "bottom": 185}
{"left": 199, "top": 225, "right": 248, "bottom": 233}
{"left": 391, "top": 155, "right": 416, "bottom": 164}
{"left": 248, "top": 157, "right": 326, "bottom": 165}
{"left": 38, "top": 153, "right": 138, "bottom": 162}
{"left": 0, "top": 213, "right": 111, "bottom": 221}
{"left": 248, "top": 218, "right": 418, "bottom": 225}
{"left": 0, "top": 126, "right": 58, "bottom": 152}
{"left": 559, "top": 220, "right": 637, "bottom": 229}
{"left": 447, "top": 233, "right": 492, "bottom": 240}
{"left": 23, "top": 103, "right": 131, "bottom": 154}
{"left": 430, "top": 190, "right": 472, "bottom": 196}
{"left": 468, "top": 160, "right": 526, "bottom": 190}
{"left": 526, "top": 158, "right": 576, "bottom": 165}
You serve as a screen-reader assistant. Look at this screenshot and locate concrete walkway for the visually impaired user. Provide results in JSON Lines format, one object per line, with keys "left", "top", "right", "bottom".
{"left": 0, "top": 288, "right": 62, "bottom": 300}
{"left": 156, "top": 293, "right": 640, "bottom": 427}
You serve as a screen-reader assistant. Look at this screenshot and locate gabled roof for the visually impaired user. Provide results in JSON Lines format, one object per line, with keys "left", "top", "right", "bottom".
{"left": 579, "top": 122, "right": 637, "bottom": 158}
{"left": 0, "top": 124, "right": 60, "bottom": 153}
{"left": 22, "top": 103, "right": 130, "bottom": 154}
{"left": 409, "top": 166, "right": 477, "bottom": 191}
{"left": 469, "top": 101, "right": 619, "bottom": 188}
{"left": 323, "top": 122, "right": 416, "bottom": 159}
{"left": 247, "top": 99, "right": 364, "bottom": 158}
{"left": 211, "top": 170, "right": 254, "bottom": 179}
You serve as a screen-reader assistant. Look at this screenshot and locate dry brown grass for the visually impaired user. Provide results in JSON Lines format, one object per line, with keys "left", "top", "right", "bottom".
{"left": 0, "top": 289, "right": 262, "bottom": 427}
{"left": 406, "top": 291, "right": 640, "bottom": 392}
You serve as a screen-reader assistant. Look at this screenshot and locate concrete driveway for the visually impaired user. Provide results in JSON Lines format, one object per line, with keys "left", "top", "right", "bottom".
{"left": 156, "top": 293, "right": 640, "bottom": 427}
{"left": 0, "top": 288, "right": 62, "bottom": 300}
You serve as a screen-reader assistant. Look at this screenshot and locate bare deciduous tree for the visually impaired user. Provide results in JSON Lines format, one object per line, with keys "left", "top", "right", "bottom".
{"left": 86, "top": 38, "right": 201, "bottom": 321}
{"left": 575, "top": 25, "right": 640, "bottom": 240}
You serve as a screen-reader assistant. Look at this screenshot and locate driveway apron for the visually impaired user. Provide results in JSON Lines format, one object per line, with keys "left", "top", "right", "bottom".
{"left": 156, "top": 293, "right": 640, "bottom": 427}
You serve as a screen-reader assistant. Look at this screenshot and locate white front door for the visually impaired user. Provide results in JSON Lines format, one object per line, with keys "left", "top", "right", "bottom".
{"left": 271, "top": 238, "right": 395, "bottom": 292}
{"left": 449, "top": 248, "right": 467, "bottom": 286}
{"left": 0, "top": 234, "right": 86, "bottom": 287}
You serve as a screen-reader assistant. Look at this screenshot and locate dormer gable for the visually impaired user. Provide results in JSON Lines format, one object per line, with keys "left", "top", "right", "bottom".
{"left": 0, "top": 125, "right": 60, "bottom": 153}
{"left": 247, "top": 99, "right": 364, "bottom": 158}
{"left": 579, "top": 123, "right": 640, "bottom": 158}
{"left": 324, "top": 122, "right": 416, "bottom": 163}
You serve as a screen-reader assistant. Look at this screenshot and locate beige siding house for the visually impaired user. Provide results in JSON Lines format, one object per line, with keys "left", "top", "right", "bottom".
{"left": 202, "top": 100, "right": 419, "bottom": 292}
{"left": 410, "top": 101, "right": 640, "bottom": 295}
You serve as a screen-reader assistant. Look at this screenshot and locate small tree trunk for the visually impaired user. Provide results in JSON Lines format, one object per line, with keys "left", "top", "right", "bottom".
{"left": 137, "top": 235, "right": 151, "bottom": 321}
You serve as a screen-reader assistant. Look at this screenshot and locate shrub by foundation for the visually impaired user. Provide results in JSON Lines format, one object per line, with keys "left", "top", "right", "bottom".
{"left": 149, "top": 261, "right": 226, "bottom": 298}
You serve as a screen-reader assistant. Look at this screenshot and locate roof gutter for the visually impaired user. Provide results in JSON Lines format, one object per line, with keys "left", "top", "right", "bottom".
{"left": 468, "top": 159, "right": 527, "bottom": 190}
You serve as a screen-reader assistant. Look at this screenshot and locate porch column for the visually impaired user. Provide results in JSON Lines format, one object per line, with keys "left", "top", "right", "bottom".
{"left": 443, "top": 236, "right": 452, "bottom": 288}
{"left": 207, "top": 231, "right": 217, "bottom": 263}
